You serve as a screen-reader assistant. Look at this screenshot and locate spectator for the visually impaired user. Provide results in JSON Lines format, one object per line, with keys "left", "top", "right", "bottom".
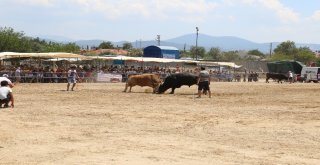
{"left": 0, "top": 81, "right": 14, "bottom": 108}
{"left": 0, "top": 74, "right": 14, "bottom": 88}
{"left": 15, "top": 67, "right": 21, "bottom": 83}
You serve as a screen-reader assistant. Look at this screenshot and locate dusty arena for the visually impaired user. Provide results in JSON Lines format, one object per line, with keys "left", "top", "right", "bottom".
{"left": 1, "top": 82, "right": 320, "bottom": 164}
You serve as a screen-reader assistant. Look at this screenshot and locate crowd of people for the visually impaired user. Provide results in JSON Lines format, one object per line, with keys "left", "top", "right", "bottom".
{"left": 0, "top": 64, "right": 259, "bottom": 84}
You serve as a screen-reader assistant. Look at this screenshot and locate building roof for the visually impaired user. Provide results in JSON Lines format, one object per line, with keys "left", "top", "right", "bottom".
{"left": 146, "top": 46, "right": 179, "bottom": 51}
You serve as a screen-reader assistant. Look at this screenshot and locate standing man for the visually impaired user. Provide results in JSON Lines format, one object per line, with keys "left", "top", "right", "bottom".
{"left": 197, "top": 66, "right": 211, "bottom": 98}
{"left": 0, "top": 81, "right": 14, "bottom": 108}
{"left": 288, "top": 71, "right": 293, "bottom": 84}
{"left": 67, "top": 65, "right": 79, "bottom": 91}
{"left": 15, "top": 67, "right": 21, "bottom": 83}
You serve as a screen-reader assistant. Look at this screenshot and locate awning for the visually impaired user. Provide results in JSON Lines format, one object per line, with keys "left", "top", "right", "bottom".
{"left": 0, "top": 52, "right": 89, "bottom": 60}
{"left": 197, "top": 61, "right": 242, "bottom": 68}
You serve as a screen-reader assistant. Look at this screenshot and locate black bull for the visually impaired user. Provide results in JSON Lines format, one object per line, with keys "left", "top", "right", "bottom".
{"left": 266, "top": 73, "right": 288, "bottom": 83}
{"left": 157, "top": 73, "right": 198, "bottom": 94}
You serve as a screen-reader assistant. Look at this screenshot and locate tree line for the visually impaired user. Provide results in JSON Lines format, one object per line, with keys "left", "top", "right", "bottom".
{"left": 0, "top": 27, "right": 80, "bottom": 53}
{"left": 182, "top": 41, "right": 319, "bottom": 65}
{"left": 1, "top": 27, "right": 319, "bottom": 65}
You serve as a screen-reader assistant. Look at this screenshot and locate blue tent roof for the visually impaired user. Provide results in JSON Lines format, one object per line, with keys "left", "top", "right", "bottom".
{"left": 156, "top": 46, "right": 179, "bottom": 51}
{"left": 143, "top": 45, "right": 180, "bottom": 59}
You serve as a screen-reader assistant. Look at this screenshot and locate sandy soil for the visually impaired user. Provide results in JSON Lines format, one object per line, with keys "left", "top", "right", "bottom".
{"left": 0, "top": 81, "right": 320, "bottom": 164}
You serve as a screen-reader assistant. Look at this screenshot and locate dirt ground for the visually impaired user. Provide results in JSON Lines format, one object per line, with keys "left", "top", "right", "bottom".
{"left": 0, "top": 81, "right": 320, "bottom": 164}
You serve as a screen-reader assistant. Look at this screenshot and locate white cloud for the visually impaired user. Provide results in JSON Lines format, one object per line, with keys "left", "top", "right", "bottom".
{"left": 224, "top": 0, "right": 300, "bottom": 23}
{"left": 258, "top": 0, "right": 300, "bottom": 23}
{"left": 14, "top": 0, "right": 54, "bottom": 7}
{"left": 311, "top": 10, "right": 320, "bottom": 21}
{"left": 72, "top": 0, "right": 219, "bottom": 21}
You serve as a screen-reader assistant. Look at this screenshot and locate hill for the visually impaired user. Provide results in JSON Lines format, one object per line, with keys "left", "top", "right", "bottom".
{"left": 39, "top": 34, "right": 320, "bottom": 53}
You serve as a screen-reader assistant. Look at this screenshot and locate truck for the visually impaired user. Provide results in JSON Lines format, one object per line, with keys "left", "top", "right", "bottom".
{"left": 301, "top": 67, "right": 320, "bottom": 83}
{"left": 267, "top": 61, "right": 305, "bottom": 82}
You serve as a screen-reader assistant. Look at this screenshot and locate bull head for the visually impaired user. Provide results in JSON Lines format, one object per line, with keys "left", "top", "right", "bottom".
{"left": 157, "top": 83, "right": 169, "bottom": 94}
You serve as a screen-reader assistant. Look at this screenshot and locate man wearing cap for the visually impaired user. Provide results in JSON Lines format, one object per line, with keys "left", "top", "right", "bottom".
{"left": 0, "top": 74, "right": 14, "bottom": 88}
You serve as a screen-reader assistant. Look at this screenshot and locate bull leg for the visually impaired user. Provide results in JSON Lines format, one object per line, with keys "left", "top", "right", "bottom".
{"left": 152, "top": 85, "right": 160, "bottom": 94}
{"left": 123, "top": 83, "right": 128, "bottom": 92}
{"left": 152, "top": 86, "right": 157, "bottom": 94}
{"left": 129, "top": 86, "right": 133, "bottom": 92}
{"left": 170, "top": 88, "right": 175, "bottom": 94}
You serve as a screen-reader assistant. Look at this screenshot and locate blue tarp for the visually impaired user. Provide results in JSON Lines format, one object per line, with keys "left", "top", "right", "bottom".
{"left": 143, "top": 46, "right": 180, "bottom": 59}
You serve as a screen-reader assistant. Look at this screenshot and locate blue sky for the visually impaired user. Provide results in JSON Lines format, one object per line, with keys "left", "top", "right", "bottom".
{"left": 0, "top": 0, "right": 320, "bottom": 43}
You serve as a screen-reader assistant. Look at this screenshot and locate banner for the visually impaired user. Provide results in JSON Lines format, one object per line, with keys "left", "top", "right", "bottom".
{"left": 97, "top": 73, "right": 122, "bottom": 83}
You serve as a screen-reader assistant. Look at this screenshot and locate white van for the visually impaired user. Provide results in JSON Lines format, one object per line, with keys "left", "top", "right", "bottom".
{"left": 301, "top": 67, "right": 320, "bottom": 83}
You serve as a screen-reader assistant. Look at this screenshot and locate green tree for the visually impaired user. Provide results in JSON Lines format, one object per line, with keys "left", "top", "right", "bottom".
{"left": 221, "top": 51, "right": 241, "bottom": 61}
{"left": 273, "top": 41, "right": 298, "bottom": 57}
{"left": 269, "top": 53, "right": 292, "bottom": 61}
{"left": 0, "top": 27, "right": 32, "bottom": 52}
{"left": 99, "top": 41, "right": 114, "bottom": 49}
{"left": 206, "top": 47, "right": 222, "bottom": 60}
{"left": 31, "top": 37, "right": 46, "bottom": 52}
{"left": 270, "top": 41, "right": 316, "bottom": 64}
{"left": 44, "top": 42, "right": 63, "bottom": 52}
{"left": 248, "top": 49, "right": 264, "bottom": 57}
{"left": 190, "top": 46, "right": 206, "bottom": 60}
{"left": 295, "top": 47, "right": 316, "bottom": 64}
{"left": 122, "top": 42, "right": 133, "bottom": 50}
{"left": 62, "top": 43, "right": 81, "bottom": 53}
{"left": 0, "top": 26, "right": 81, "bottom": 53}
{"left": 127, "top": 48, "right": 143, "bottom": 57}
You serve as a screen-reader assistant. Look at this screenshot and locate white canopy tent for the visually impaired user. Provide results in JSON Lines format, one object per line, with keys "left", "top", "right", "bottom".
{"left": 0, "top": 52, "right": 89, "bottom": 60}
{"left": 89, "top": 56, "right": 200, "bottom": 64}
{"left": 0, "top": 52, "right": 241, "bottom": 68}
{"left": 197, "top": 61, "right": 242, "bottom": 68}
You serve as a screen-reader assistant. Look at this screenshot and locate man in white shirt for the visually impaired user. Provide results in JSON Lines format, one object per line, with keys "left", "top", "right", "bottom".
{"left": 0, "top": 81, "right": 14, "bottom": 108}
{"left": 288, "top": 71, "right": 293, "bottom": 84}
{"left": 67, "top": 65, "right": 79, "bottom": 91}
{"left": 0, "top": 74, "right": 14, "bottom": 88}
{"left": 15, "top": 67, "right": 21, "bottom": 83}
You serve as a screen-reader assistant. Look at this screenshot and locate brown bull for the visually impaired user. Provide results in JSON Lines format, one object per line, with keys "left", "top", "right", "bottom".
{"left": 123, "top": 74, "right": 162, "bottom": 93}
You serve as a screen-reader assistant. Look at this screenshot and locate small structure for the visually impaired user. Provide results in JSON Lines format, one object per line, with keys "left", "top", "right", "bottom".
{"left": 267, "top": 60, "right": 305, "bottom": 74}
{"left": 143, "top": 46, "right": 180, "bottom": 59}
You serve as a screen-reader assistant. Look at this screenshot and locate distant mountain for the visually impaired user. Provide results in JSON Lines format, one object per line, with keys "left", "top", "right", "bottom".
{"left": 165, "top": 34, "right": 320, "bottom": 53}
{"left": 36, "top": 35, "right": 74, "bottom": 43}
{"left": 75, "top": 40, "right": 104, "bottom": 49}
{"left": 39, "top": 34, "right": 320, "bottom": 53}
{"left": 167, "top": 34, "right": 261, "bottom": 49}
